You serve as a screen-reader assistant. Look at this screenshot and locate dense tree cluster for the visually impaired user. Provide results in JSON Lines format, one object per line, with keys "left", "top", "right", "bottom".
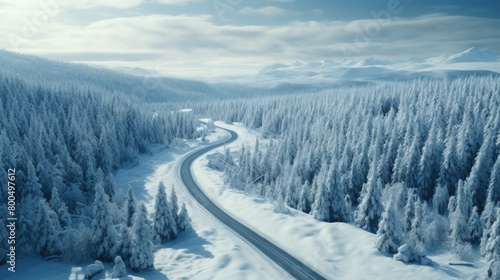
{"left": 200, "top": 77, "right": 500, "bottom": 265}
{"left": 0, "top": 72, "right": 196, "bottom": 265}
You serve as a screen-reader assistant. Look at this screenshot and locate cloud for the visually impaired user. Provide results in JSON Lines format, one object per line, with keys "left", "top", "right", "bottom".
{"left": 1, "top": 12, "right": 499, "bottom": 78}
{"left": 0, "top": 0, "right": 144, "bottom": 10}
{"left": 239, "top": 6, "right": 289, "bottom": 17}
{"left": 157, "top": 0, "right": 202, "bottom": 5}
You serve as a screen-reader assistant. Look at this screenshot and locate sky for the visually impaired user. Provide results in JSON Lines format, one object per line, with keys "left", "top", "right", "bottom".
{"left": 1, "top": 0, "right": 499, "bottom": 79}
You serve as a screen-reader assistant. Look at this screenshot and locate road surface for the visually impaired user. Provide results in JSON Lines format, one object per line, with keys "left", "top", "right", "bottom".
{"left": 179, "top": 126, "right": 329, "bottom": 280}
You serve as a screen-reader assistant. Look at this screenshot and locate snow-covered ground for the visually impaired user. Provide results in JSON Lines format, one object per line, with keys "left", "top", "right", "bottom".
{"left": 1, "top": 129, "right": 288, "bottom": 280}
{"left": 191, "top": 121, "right": 488, "bottom": 280}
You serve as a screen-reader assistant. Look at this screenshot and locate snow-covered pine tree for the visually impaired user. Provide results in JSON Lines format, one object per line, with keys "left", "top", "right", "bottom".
{"left": 311, "top": 178, "right": 331, "bottom": 222}
{"left": 376, "top": 193, "right": 403, "bottom": 254}
{"left": 467, "top": 133, "right": 495, "bottom": 211}
{"left": 125, "top": 185, "right": 137, "bottom": 228}
{"left": 177, "top": 202, "right": 192, "bottom": 233}
{"left": 116, "top": 224, "right": 132, "bottom": 264}
{"left": 488, "top": 259, "right": 500, "bottom": 280}
{"left": 355, "top": 177, "right": 383, "bottom": 233}
{"left": 483, "top": 155, "right": 500, "bottom": 228}
{"left": 484, "top": 208, "right": 500, "bottom": 262}
{"left": 35, "top": 199, "right": 62, "bottom": 257}
{"left": 91, "top": 183, "right": 119, "bottom": 262}
{"left": 408, "top": 198, "right": 425, "bottom": 250}
{"left": 153, "top": 182, "right": 177, "bottom": 243}
{"left": 297, "top": 181, "right": 311, "bottom": 214}
{"left": 403, "top": 188, "right": 417, "bottom": 234}
{"left": 170, "top": 187, "right": 180, "bottom": 227}
{"left": 432, "top": 184, "right": 449, "bottom": 215}
{"left": 437, "top": 131, "right": 460, "bottom": 196}
{"left": 328, "top": 160, "right": 351, "bottom": 223}
{"left": 130, "top": 203, "right": 154, "bottom": 272}
{"left": 450, "top": 180, "right": 472, "bottom": 248}
{"left": 49, "top": 187, "right": 72, "bottom": 229}
{"left": 468, "top": 206, "right": 483, "bottom": 244}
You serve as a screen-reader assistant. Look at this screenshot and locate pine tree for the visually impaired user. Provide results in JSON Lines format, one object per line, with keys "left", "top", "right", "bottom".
{"left": 408, "top": 198, "right": 425, "bottom": 249}
{"left": 328, "top": 160, "right": 351, "bottom": 223}
{"left": 35, "top": 199, "right": 62, "bottom": 257}
{"left": 467, "top": 134, "right": 495, "bottom": 211}
{"left": 311, "top": 179, "right": 330, "bottom": 222}
{"left": 130, "top": 203, "right": 154, "bottom": 272}
{"left": 433, "top": 184, "right": 449, "bottom": 215}
{"left": 355, "top": 178, "right": 383, "bottom": 233}
{"left": 450, "top": 180, "right": 472, "bottom": 247}
{"left": 116, "top": 224, "right": 132, "bottom": 264}
{"left": 49, "top": 187, "right": 72, "bottom": 229}
{"left": 468, "top": 206, "right": 483, "bottom": 244}
{"left": 297, "top": 181, "right": 311, "bottom": 213}
{"left": 376, "top": 194, "right": 403, "bottom": 254}
{"left": 484, "top": 208, "right": 500, "bottom": 262}
{"left": 177, "top": 203, "right": 192, "bottom": 233}
{"left": 437, "top": 132, "right": 460, "bottom": 196}
{"left": 170, "top": 187, "right": 180, "bottom": 226}
{"left": 403, "top": 188, "right": 417, "bottom": 234}
{"left": 482, "top": 155, "right": 500, "bottom": 229}
{"left": 153, "top": 182, "right": 177, "bottom": 243}
{"left": 91, "top": 184, "right": 119, "bottom": 261}
{"left": 125, "top": 185, "right": 136, "bottom": 228}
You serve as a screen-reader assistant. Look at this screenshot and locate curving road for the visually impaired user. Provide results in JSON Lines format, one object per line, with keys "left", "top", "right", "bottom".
{"left": 179, "top": 126, "right": 329, "bottom": 280}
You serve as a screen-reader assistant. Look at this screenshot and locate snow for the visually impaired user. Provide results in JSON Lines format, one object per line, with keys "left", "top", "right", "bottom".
{"left": 0, "top": 129, "right": 288, "bottom": 280}
{"left": 252, "top": 48, "right": 500, "bottom": 83}
{"left": 190, "top": 121, "right": 489, "bottom": 280}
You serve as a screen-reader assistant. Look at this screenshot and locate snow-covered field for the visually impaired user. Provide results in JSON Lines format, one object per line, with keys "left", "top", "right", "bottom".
{"left": 191, "top": 121, "right": 488, "bottom": 280}
{"left": 1, "top": 130, "right": 288, "bottom": 280}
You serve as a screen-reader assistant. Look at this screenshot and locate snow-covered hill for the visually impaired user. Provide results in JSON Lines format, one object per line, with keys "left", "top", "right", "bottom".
{"left": 256, "top": 48, "right": 500, "bottom": 83}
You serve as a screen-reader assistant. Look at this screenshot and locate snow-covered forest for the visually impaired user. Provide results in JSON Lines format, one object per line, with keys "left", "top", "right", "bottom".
{"left": 196, "top": 76, "right": 500, "bottom": 274}
{"left": 0, "top": 70, "right": 194, "bottom": 269}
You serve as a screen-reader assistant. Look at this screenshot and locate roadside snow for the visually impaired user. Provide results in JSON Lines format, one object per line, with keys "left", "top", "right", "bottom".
{"left": 191, "top": 121, "right": 488, "bottom": 280}
{"left": 0, "top": 129, "right": 288, "bottom": 280}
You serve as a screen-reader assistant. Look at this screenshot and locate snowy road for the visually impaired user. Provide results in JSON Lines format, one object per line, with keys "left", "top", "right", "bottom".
{"left": 179, "top": 126, "right": 328, "bottom": 280}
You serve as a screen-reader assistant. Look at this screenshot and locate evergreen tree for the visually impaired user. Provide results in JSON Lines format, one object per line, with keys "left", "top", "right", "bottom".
{"left": 153, "top": 182, "right": 177, "bottom": 243}
{"left": 450, "top": 180, "right": 472, "bottom": 247}
{"left": 49, "top": 187, "right": 72, "bottom": 229}
{"left": 484, "top": 208, "right": 500, "bottom": 262}
{"left": 355, "top": 178, "right": 383, "bottom": 233}
{"left": 409, "top": 198, "right": 425, "bottom": 250}
{"left": 482, "top": 155, "right": 500, "bottom": 228}
{"left": 297, "top": 181, "right": 311, "bottom": 214}
{"left": 130, "top": 203, "right": 154, "bottom": 272}
{"left": 116, "top": 224, "right": 132, "bottom": 264}
{"left": 34, "top": 200, "right": 62, "bottom": 257}
{"left": 125, "top": 185, "right": 137, "bottom": 228}
{"left": 437, "top": 132, "right": 460, "bottom": 196}
{"left": 403, "top": 189, "right": 417, "bottom": 234}
{"left": 468, "top": 206, "right": 483, "bottom": 244}
{"left": 170, "top": 187, "right": 180, "bottom": 226}
{"left": 177, "top": 203, "right": 192, "bottom": 233}
{"left": 91, "top": 184, "right": 118, "bottom": 261}
{"left": 433, "top": 185, "right": 449, "bottom": 215}
{"left": 467, "top": 134, "right": 495, "bottom": 211}
{"left": 328, "top": 161, "right": 351, "bottom": 223}
{"left": 376, "top": 194, "right": 403, "bottom": 254}
{"left": 311, "top": 179, "right": 330, "bottom": 222}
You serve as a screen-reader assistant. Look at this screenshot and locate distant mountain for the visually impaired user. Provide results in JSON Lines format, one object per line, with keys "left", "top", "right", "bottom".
{"left": 445, "top": 47, "right": 500, "bottom": 64}
{"left": 256, "top": 48, "right": 500, "bottom": 83}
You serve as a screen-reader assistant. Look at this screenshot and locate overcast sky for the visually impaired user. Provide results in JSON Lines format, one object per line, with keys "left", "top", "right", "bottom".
{"left": 1, "top": 0, "right": 499, "bottom": 79}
